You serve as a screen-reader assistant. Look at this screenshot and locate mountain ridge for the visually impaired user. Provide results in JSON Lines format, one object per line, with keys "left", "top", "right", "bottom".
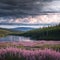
{"left": 10, "top": 27, "right": 36, "bottom": 31}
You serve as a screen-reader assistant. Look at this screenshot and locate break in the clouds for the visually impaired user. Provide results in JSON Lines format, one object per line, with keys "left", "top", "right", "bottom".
{"left": 0, "top": 0, "right": 60, "bottom": 17}
{"left": 0, "top": 13, "right": 60, "bottom": 24}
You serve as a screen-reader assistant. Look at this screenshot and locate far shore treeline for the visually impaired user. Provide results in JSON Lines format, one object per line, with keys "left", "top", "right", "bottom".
{"left": 0, "top": 24, "right": 60, "bottom": 40}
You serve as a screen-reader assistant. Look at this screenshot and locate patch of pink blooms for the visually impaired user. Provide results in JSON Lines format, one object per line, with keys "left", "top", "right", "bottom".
{"left": 0, "top": 47, "right": 60, "bottom": 60}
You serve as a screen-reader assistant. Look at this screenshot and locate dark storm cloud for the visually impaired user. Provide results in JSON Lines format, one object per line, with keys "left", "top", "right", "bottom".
{"left": 0, "top": 0, "right": 60, "bottom": 17}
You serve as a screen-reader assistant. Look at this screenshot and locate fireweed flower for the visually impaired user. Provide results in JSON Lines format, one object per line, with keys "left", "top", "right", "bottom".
{"left": 0, "top": 48, "right": 60, "bottom": 60}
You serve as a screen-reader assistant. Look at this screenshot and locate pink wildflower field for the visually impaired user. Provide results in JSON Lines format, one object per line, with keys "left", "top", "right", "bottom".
{"left": 0, "top": 41, "right": 60, "bottom": 60}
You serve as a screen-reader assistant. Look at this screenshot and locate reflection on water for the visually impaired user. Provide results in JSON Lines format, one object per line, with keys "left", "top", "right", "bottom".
{"left": 0, "top": 36, "right": 32, "bottom": 42}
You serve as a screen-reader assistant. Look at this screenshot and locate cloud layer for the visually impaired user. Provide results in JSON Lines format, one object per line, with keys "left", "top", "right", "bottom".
{"left": 0, "top": 13, "right": 60, "bottom": 24}
{"left": 0, "top": 0, "right": 60, "bottom": 29}
{"left": 0, "top": 0, "right": 60, "bottom": 17}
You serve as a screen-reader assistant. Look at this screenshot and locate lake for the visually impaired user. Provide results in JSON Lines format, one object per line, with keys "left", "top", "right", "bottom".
{"left": 0, "top": 35, "right": 33, "bottom": 42}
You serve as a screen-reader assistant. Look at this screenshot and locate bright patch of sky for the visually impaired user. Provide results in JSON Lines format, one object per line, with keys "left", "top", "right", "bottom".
{"left": 0, "top": 13, "right": 60, "bottom": 24}
{"left": 0, "top": 13, "right": 60, "bottom": 28}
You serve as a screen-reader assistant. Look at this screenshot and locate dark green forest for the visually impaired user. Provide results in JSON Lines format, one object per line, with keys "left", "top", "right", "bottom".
{"left": 19, "top": 24, "right": 60, "bottom": 40}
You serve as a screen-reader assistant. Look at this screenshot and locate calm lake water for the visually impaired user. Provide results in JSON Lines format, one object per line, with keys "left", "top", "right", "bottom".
{"left": 0, "top": 36, "right": 32, "bottom": 42}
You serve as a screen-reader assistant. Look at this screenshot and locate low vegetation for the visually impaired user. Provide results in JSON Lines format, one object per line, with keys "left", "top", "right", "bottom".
{"left": 0, "top": 41, "right": 60, "bottom": 60}
{"left": 0, "top": 41, "right": 60, "bottom": 51}
{"left": 0, "top": 47, "right": 60, "bottom": 60}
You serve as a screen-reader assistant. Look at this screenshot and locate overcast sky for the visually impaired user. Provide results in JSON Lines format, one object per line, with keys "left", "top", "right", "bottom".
{"left": 0, "top": 0, "right": 60, "bottom": 28}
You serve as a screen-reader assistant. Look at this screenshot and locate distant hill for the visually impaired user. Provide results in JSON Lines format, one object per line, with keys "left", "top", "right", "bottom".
{"left": 0, "top": 28, "right": 23, "bottom": 37}
{"left": 10, "top": 27, "right": 36, "bottom": 31}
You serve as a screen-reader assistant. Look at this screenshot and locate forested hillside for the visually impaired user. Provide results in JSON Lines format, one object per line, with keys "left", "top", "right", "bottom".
{"left": 20, "top": 24, "right": 60, "bottom": 40}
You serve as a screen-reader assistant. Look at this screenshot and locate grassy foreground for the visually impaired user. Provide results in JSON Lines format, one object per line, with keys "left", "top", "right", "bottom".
{"left": 0, "top": 47, "right": 60, "bottom": 60}
{"left": 0, "top": 41, "right": 60, "bottom": 60}
{"left": 0, "top": 41, "right": 60, "bottom": 51}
